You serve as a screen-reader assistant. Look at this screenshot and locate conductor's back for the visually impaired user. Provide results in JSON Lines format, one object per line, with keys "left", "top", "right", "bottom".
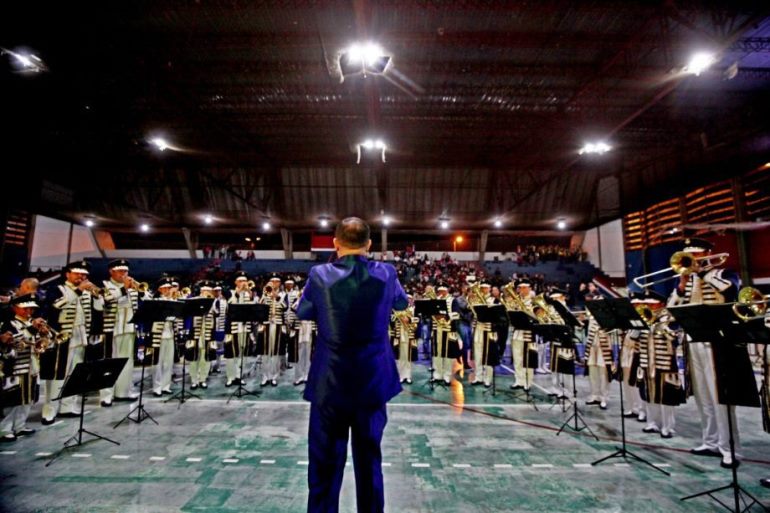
{"left": 295, "top": 217, "right": 407, "bottom": 513}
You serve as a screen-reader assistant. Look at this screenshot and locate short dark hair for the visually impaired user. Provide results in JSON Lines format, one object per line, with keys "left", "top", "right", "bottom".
{"left": 335, "top": 217, "right": 370, "bottom": 248}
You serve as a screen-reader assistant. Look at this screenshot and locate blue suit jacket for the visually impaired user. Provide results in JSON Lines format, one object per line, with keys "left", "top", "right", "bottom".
{"left": 297, "top": 255, "right": 409, "bottom": 407}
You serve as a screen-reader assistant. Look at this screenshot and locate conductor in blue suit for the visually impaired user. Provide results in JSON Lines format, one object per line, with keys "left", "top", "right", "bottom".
{"left": 297, "top": 217, "right": 408, "bottom": 513}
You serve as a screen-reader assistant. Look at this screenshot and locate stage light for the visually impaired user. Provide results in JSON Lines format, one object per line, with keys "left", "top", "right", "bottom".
{"left": 440, "top": 220, "right": 449, "bottom": 230}
{"left": 262, "top": 221, "right": 271, "bottom": 231}
{"left": 245, "top": 237, "right": 251, "bottom": 242}
{"left": 340, "top": 42, "right": 391, "bottom": 79}
{"left": 356, "top": 138, "right": 388, "bottom": 163}
{"left": 256, "top": 237, "right": 261, "bottom": 241}
{"left": 140, "top": 223, "right": 150, "bottom": 233}
{"left": 85, "top": 219, "right": 95, "bottom": 228}
{"left": 579, "top": 142, "right": 612, "bottom": 155}
{"left": 556, "top": 218, "right": 567, "bottom": 230}
{"left": 684, "top": 52, "right": 715, "bottom": 76}
{"left": 150, "top": 137, "right": 169, "bottom": 151}
{"left": 319, "top": 218, "right": 329, "bottom": 228}
{"left": 494, "top": 219, "right": 502, "bottom": 228}
{"left": 1, "top": 47, "right": 47, "bottom": 73}
{"left": 203, "top": 214, "right": 213, "bottom": 225}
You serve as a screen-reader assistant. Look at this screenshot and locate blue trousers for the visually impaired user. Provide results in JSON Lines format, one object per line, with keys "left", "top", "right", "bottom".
{"left": 308, "top": 401, "right": 388, "bottom": 513}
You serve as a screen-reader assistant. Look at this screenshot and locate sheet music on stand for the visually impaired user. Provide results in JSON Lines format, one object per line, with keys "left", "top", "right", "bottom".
{"left": 227, "top": 303, "right": 269, "bottom": 323}
{"left": 474, "top": 304, "right": 508, "bottom": 324}
{"left": 413, "top": 299, "right": 447, "bottom": 317}
{"left": 585, "top": 298, "right": 646, "bottom": 332}
{"left": 129, "top": 299, "right": 185, "bottom": 326}
{"left": 182, "top": 297, "right": 215, "bottom": 317}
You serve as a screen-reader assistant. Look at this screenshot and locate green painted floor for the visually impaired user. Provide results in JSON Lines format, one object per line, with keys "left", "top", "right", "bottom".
{"left": 1, "top": 363, "right": 769, "bottom": 512}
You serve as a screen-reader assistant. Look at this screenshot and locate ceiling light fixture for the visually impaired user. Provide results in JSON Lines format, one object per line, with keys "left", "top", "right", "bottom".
{"left": 140, "top": 223, "right": 150, "bottom": 233}
{"left": 356, "top": 138, "right": 387, "bottom": 164}
{"left": 556, "top": 218, "right": 567, "bottom": 230}
{"left": 684, "top": 51, "right": 716, "bottom": 76}
{"left": 579, "top": 142, "right": 612, "bottom": 155}
{"left": 339, "top": 42, "right": 391, "bottom": 81}
{"left": 494, "top": 219, "right": 503, "bottom": 228}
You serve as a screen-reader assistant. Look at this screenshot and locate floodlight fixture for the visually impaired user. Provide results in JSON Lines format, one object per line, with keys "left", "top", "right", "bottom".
{"left": 684, "top": 52, "right": 716, "bottom": 76}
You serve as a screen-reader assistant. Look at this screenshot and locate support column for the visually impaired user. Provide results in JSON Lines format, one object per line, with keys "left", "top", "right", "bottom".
{"left": 281, "top": 228, "right": 293, "bottom": 260}
{"left": 87, "top": 228, "right": 106, "bottom": 258}
{"left": 65, "top": 222, "right": 74, "bottom": 264}
{"left": 732, "top": 178, "right": 751, "bottom": 285}
{"left": 479, "top": 230, "right": 488, "bottom": 263}
{"left": 182, "top": 228, "right": 198, "bottom": 259}
{"left": 381, "top": 228, "right": 388, "bottom": 260}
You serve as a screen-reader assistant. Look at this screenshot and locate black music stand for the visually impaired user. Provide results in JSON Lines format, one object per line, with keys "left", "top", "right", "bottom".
{"left": 166, "top": 297, "right": 214, "bottom": 405}
{"left": 507, "top": 310, "right": 541, "bottom": 408}
{"left": 415, "top": 299, "right": 449, "bottom": 391}
{"left": 668, "top": 304, "right": 768, "bottom": 513}
{"left": 226, "top": 303, "right": 269, "bottom": 402}
{"left": 46, "top": 358, "right": 127, "bottom": 466}
{"left": 542, "top": 322, "right": 599, "bottom": 440}
{"left": 116, "top": 300, "right": 184, "bottom": 427}
{"left": 473, "top": 304, "right": 508, "bottom": 396}
{"left": 587, "top": 298, "right": 670, "bottom": 476}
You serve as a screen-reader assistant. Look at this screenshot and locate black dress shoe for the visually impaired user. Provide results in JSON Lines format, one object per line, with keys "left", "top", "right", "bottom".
{"left": 271, "top": 379, "right": 278, "bottom": 387}
{"left": 190, "top": 383, "right": 198, "bottom": 390}
{"left": 200, "top": 382, "right": 208, "bottom": 389}
{"left": 622, "top": 412, "right": 637, "bottom": 418}
{"left": 152, "top": 391, "right": 163, "bottom": 398}
{"left": 721, "top": 458, "right": 740, "bottom": 469}
{"left": 100, "top": 401, "right": 113, "bottom": 407}
{"left": 225, "top": 381, "right": 234, "bottom": 388}
{"left": 59, "top": 412, "right": 81, "bottom": 418}
{"left": 114, "top": 396, "right": 138, "bottom": 402}
{"left": 760, "top": 478, "right": 770, "bottom": 488}
{"left": 41, "top": 417, "right": 56, "bottom": 426}
{"left": 15, "top": 428, "right": 35, "bottom": 436}
{"left": 0, "top": 434, "right": 17, "bottom": 443}
{"left": 162, "top": 389, "right": 173, "bottom": 395}
{"left": 406, "top": 378, "right": 412, "bottom": 385}
{"left": 585, "top": 400, "right": 600, "bottom": 406}
{"left": 660, "top": 431, "right": 673, "bottom": 439}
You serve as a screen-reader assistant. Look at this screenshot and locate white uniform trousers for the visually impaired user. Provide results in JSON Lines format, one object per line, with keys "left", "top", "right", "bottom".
{"left": 261, "top": 325, "right": 281, "bottom": 383}
{"left": 472, "top": 329, "right": 493, "bottom": 386}
{"left": 689, "top": 342, "right": 740, "bottom": 457}
{"left": 537, "top": 341, "right": 549, "bottom": 372}
{"left": 225, "top": 333, "right": 247, "bottom": 382}
{"left": 0, "top": 404, "right": 33, "bottom": 435}
{"left": 111, "top": 332, "right": 136, "bottom": 398}
{"left": 645, "top": 403, "right": 675, "bottom": 434}
{"left": 550, "top": 372, "right": 567, "bottom": 397}
{"left": 188, "top": 336, "right": 211, "bottom": 386}
{"left": 152, "top": 336, "right": 175, "bottom": 394}
{"left": 432, "top": 329, "right": 453, "bottom": 383}
{"left": 397, "top": 333, "right": 412, "bottom": 382}
{"left": 295, "top": 321, "right": 313, "bottom": 383}
{"left": 511, "top": 333, "right": 534, "bottom": 388}
{"left": 43, "top": 333, "right": 86, "bottom": 420}
{"left": 622, "top": 376, "right": 644, "bottom": 415}
{"left": 587, "top": 341, "right": 609, "bottom": 403}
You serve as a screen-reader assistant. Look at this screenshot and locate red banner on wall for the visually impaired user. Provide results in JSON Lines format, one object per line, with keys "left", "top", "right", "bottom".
{"left": 311, "top": 234, "right": 334, "bottom": 252}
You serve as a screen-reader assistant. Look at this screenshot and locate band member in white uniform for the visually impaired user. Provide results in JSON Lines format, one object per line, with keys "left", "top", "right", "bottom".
{"left": 225, "top": 272, "right": 253, "bottom": 387}
{"left": 667, "top": 237, "right": 743, "bottom": 468}
{"left": 152, "top": 279, "right": 177, "bottom": 397}
{"left": 186, "top": 283, "right": 216, "bottom": 390}
{"left": 584, "top": 301, "right": 614, "bottom": 410}
{"left": 392, "top": 295, "right": 419, "bottom": 384}
{"left": 510, "top": 279, "right": 536, "bottom": 391}
{"left": 259, "top": 280, "right": 285, "bottom": 386}
{"left": 0, "top": 294, "right": 42, "bottom": 442}
{"left": 42, "top": 261, "right": 103, "bottom": 424}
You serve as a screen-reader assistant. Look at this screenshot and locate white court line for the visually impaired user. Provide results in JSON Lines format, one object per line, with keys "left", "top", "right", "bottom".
{"left": 411, "top": 463, "right": 430, "bottom": 468}
{"left": 573, "top": 463, "right": 592, "bottom": 468}
{"left": 655, "top": 464, "right": 671, "bottom": 468}
{"left": 382, "top": 463, "right": 392, "bottom": 467}
{"left": 35, "top": 452, "right": 53, "bottom": 457}
{"left": 223, "top": 459, "right": 239, "bottom": 463}
{"left": 493, "top": 464, "right": 513, "bottom": 469}
{"left": 72, "top": 453, "right": 91, "bottom": 458}
{"left": 0, "top": 451, "right": 17, "bottom": 455}
{"left": 150, "top": 456, "right": 166, "bottom": 461}
{"left": 613, "top": 463, "right": 630, "bottom": 468}
{"left": 186, "top": 457, "right": 202, "bottom": 462}
{"left": 260, "top": 459, "right": 276, "bottom": 464}
{"left": 140, "top": 398, "right": 546, "bottom": 409}
{"left": 297, "top": 461, "right": 309, "bottom": 466}
{"left": 111, "top": 455, "right": 130, "bottom": 460}
{"left": 532, "top": 464, "right": 554, "bottom": 468}
{"left": 452, "top": 464, "right": 472, "bottom": 468}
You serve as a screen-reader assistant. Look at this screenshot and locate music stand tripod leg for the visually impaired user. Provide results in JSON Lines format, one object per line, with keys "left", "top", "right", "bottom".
{"left": 227, "top": 337, "right": 261, "bottom": 403}
{"left": 591, "top": 368, "right": 669, "bottom": 476}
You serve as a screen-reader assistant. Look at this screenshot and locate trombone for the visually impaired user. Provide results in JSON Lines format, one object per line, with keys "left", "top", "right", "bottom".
{"left": 732, "top": 286, "right": 769, "bottom": 322}
{"left": 633, "top": 251, "right": 729, "bottom": 289}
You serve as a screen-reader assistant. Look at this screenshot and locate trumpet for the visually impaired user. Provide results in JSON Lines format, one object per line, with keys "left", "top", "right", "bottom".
{"left": 633, "top": 251, "right": 729, "bottom": 289}
{"left": 246, "top": 280, "right": 256, "bottom": 290}
{"left": 732, "top": 286, "right": 769, "bottom": 322}
{"left": 81, "top": 280, "right": 103, "bottom": 296}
